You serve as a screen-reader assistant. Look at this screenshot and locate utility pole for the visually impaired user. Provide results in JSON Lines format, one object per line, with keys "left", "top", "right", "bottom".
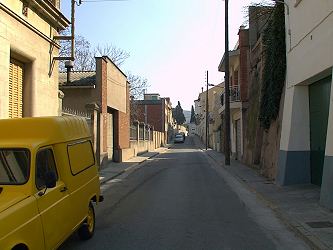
{"left": 51, "top": 0, "right": 76, "bottom": 76}
{"left": 205, "top": 70, "right": 209, "bottom": 150}
{"left": 65, "top": 0, "right": 76, "bottom": 83}
{"left": 71, "top": 0, "right": 75, "bottom": 60}
{"left": 224, "top": 0, "right": 231, "bottom": 165}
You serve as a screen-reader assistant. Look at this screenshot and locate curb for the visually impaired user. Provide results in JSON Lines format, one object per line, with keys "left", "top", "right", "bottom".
{"left": 200, "top": 148, "right": 328, "bottom": 250}
{"left": 100, "top": 151, "right": 161, "bottom": 185}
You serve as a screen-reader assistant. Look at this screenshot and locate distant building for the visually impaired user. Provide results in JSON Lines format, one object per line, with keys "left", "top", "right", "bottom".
{"left": 188, "top": 123, "right": 197, "bottom": 136}
{"left": 0, "top": 0, "right": 70, "bottom": 118}
{"left": 133, "top": 93, "right": 174, "bottom": 145}
{"left": 210, "top": 83, "right": 224, "bottom": 151}
{"left": 194, "top": 83, "right": 223, "bottom": 150}
{"left": 194, "top": 91, "right": 206, "bottom": 143}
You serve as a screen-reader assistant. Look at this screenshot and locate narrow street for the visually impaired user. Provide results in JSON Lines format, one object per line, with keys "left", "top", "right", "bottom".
{"left": 60, "top": 137, "right": 309, "bottom": 250}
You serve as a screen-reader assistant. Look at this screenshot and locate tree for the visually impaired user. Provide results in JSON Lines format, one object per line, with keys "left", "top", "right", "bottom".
{"left": 127, "top": 73, "right": 149, "bottom": 121}
{"left": 173, "top": 101, "right": 186, "bottom": 125}
{"left": 59, "top": 29, "right": 130, "bottom": 71}
{"left": 59, "top": 31, "right": 149, "bottom": 103}
{"left": 93, "top": 44, "right": 130, "bottom": 67}
{"left": 190, "top": 105, "right": 196, "bottom": 123}
{"left": 127, "top": 73, "right": 148, "bottom": 100}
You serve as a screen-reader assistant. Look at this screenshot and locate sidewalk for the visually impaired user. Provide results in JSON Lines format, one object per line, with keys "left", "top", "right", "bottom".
{"left": 99, "top": 146, "right": 170, "bottom": 185}
{"left": 193, "top": 136, "right": 333, "bottom": 250}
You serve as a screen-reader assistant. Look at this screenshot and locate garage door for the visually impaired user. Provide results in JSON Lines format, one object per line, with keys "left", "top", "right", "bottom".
{"left": 9, "top": 59, "right": 24, "bottom": 118}
{"left": 309, "top": 76, "right": 332, "bottom": 186}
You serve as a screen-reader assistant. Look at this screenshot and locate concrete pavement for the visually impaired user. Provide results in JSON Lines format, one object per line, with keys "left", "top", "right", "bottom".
{"left": 62, "top": 137, "right": 309, "bottom": 250}
{"left": 97, "top": 136, "right": 333, "bottom": 249}
{"left": 193, "top": 136, "right": 333, "bottom": 250}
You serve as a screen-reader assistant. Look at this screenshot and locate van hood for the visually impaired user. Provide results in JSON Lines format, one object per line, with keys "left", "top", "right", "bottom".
{"left": 0, "top": 187, "right": 29, "bottom": 213}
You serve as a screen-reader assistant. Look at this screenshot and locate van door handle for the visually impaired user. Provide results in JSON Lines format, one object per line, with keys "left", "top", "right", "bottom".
{"left": 60, "top": 187, "right": 68, "bottom": 192}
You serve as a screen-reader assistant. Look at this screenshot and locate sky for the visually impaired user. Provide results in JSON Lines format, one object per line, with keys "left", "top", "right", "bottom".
{"left": 61, "top": 0, "right": 266, "bottom": 110}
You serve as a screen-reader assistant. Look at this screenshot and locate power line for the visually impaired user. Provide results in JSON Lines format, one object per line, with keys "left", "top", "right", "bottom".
{"left": 81, "top": 0, "right": 129, "bottom": 2}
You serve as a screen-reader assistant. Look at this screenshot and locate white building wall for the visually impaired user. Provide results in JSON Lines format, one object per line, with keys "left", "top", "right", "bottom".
{"left": 278, "top": 0, "right": 333, "bottom": 209}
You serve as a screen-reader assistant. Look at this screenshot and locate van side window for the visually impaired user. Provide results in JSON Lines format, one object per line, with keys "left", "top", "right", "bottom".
{"left": 67, "top": 140, "right": 95, "bottom": 175}
{"left": 36, "top": 149, "right": 58, "bottom": 190}
{"left": 0, "top": 149, "right": 30, "bottom": 184}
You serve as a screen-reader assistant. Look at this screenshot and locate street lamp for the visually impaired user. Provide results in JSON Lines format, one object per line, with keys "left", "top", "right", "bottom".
{"left": 205, "top": 71, "right": 209, "bottom": 150}
{"left": 203, "top": 71, "right": 216, "bottom": 150}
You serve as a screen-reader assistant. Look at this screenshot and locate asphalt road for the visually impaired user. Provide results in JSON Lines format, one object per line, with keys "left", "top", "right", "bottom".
{"left": 60, "top": 136, "right": 309, "bottom": 250}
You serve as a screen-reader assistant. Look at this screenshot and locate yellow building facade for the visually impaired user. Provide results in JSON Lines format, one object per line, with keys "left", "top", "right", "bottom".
{"left": 0, "top": 0, "right": 69, "bottom": 118}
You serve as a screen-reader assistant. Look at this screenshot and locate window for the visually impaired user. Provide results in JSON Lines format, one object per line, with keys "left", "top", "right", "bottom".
{"left": 67, "top": 140, "right": 95, "bottom": 175}
{"left": 0, "top": 149, "right": 30, "bottom": 184}
{"left": 35, "top": 149, "right": 58, "bottom": 190}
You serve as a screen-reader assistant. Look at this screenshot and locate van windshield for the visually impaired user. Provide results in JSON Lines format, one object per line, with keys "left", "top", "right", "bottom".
{"left": 0, "top": 149, "right": 30, "bottom": 185}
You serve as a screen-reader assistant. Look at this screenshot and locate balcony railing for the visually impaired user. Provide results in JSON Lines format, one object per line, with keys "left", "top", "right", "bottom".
{"left": 220, "top": 85, "right": 240, "bottom": 106}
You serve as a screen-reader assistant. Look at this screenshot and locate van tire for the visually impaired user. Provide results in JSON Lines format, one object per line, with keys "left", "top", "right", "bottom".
{"left": 78, "top": 202, "right": 95, "bottom": 240}
{"left": 12, "top": 244, "right": 28, "bottom": 250}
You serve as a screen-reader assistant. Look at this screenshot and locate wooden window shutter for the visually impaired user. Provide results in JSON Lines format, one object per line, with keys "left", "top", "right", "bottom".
{"left": 9, "top": 59, "right": 24, "bottom": 118}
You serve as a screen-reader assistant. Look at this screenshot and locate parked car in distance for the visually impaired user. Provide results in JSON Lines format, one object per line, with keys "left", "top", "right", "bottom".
{"left": 174, "top": 133, "right": 185, "bottom": 143}
{"left": 0, "top": 116, "right": 103, "bottom": 250}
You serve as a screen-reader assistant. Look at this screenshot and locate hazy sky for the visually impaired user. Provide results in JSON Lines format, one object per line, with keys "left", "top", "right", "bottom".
{"left": 61, "top": 0, "right": 265, "bottom": 110}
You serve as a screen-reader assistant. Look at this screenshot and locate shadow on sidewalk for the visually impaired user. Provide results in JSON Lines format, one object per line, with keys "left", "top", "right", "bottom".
{"left": 98, "top": 149, "right": 168, "bottom": 185}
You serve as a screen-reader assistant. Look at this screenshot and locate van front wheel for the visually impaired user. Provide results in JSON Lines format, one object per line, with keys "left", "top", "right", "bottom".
{"left": 78, "top": 202, "right": 95, "bottom": 240}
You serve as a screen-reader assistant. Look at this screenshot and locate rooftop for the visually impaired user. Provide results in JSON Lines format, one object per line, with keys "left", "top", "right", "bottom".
{"left": 59, "top": 71, "right": 96, "bottom": 88}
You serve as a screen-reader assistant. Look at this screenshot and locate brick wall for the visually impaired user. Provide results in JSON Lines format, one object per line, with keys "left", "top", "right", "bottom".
{"left": 136, "top": 103, "right": 163, "bottom": 132}
{"left": 100, "top": 57, "right": 108, "bottom": 153}
{"left": 136, "top": 105, "right": 145, "bottom": 122}
{"left": 147, "top": 104, "right": 163, "bottom": 132}
{"left": 239, "top": 28, "right": 249, "bottom": 102}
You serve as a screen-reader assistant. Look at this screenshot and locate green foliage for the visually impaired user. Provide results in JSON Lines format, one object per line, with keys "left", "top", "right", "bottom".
{"left": 190, "top": 105, "right": 196, "bottom": 123}
{"left": 259, "top": 4, "right": 286, "bottom": 129}
{"left": 173, "top": 101, "right": 186, "bottom": 125}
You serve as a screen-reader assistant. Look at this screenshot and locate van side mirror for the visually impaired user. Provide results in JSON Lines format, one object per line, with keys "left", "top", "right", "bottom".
{"left": 45, "top": 171, "right": 57, "bottom": 188}
{"left": 38, "top": 171, "right": 57, "bottom": 196}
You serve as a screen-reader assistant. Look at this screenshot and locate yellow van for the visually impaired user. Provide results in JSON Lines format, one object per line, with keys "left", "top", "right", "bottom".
{"left": 0, "top": 116, "right": 103, "bottom": 250}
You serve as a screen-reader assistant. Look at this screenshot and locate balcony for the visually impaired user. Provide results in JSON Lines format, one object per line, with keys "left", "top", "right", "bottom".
{"left": 219, "top": 85, "right": 241, "bottom": 114}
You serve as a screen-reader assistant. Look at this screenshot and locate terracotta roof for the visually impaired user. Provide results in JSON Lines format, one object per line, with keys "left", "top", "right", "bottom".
{"left": 59, "top": 71, "right": 96, "bottom": 87}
